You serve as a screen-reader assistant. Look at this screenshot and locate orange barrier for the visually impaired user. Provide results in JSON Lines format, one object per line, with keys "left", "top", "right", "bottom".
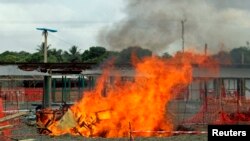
{"left": 24, "top": 88, "right": 43, "bottom": 101}
{"left": 0, "top": 98, "right": 11, "bottom": 141}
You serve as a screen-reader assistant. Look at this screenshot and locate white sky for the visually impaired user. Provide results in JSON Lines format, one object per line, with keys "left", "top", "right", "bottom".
{"left": 0, "top": 0, "right": 125, "bottom": 53}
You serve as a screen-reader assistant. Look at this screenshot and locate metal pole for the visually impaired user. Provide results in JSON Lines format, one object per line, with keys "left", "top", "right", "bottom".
{"left": 220, "top": 79, "right": 224, "bottom": 112}
{"left": 242, "top": 78, "right": 245, "bottom": 100}
{"left": 43, "top": 76, "right": 51, "bottom": 108}
{"left": 78, "top": 75, "right": 84, "bottom": 100}
{"left": 78, "top": 76, "right": 81, "bottom": 100}
{"left": 52, "top": 78, "right": 56, "bottom": 102}
{"left": 181, "top": 19, "right": 186, "bottom": 53}
{"left": 205, "top": 43, "right": 208, "bottom": 56}
{"left": 82, "top": 76, "right": 85, "bottom": 98}
{"left": 61, "top": 76, "right": 64, "bottom": 103}
{"left": 62, "top": 76, "right": 66, "bottom": 103}
{"left": 204, "top": 80, "right": 208, "bottom": 112}
{"left": 68, "top": 78, "right": 71, "bottom": 101}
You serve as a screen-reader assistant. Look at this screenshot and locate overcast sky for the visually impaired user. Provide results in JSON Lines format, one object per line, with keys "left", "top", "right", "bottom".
{"left": 1, "top": 0, "right": 250, "bottom": 54}
{"left": 0, "top": 0, "right": 125, "bottom": 53}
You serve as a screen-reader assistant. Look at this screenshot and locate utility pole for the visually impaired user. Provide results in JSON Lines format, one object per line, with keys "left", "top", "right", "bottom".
{"left": 37, "top": 28, "right": 57, "bottom": 63}
{"left": 181, "top": 19, "right": 187, "bottom": 53}
{"left": 44, "top": 30, "right": 48, "bottom": 63}
{"left": 36, "top": 28, "right": 57, "bottom": 108}
{"left": 205, "top": 43, "right": 208, "bottom": 56}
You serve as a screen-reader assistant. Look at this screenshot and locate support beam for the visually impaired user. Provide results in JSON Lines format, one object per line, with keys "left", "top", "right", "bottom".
{"left": 78, "top": 75, "right": 85, "bottom": 100}
{"left": 52, "top": 78, "right": 56, "bottom": 102}
{"left": 62, "top": 76, "right": 66, "bottom": 102}
{"left": 204, "top": 80, "right": 208, "bottom": 112}
{"left": 68, "top": 78, "right": 71, "bottom": 101}
{"left": 181, "top": 19, "right": 187, "bottom": 53}
{"left": 43, "top": 75, "right": 51, "bottom": 108}
{"left": 241, "top": 78, "right": 246, "bottom": 100}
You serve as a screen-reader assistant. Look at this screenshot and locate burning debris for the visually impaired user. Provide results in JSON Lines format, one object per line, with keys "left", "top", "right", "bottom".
{"left": 36, "top": 53, "right": 217, "bottom": 138}
{"left": 36, "top": 107, "right": 111, "bottom": 137}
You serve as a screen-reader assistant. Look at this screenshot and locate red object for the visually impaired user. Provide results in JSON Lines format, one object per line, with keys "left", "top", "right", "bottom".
{"left": 24, "top": 88, "right": 43, "bottom": 101}
{"left": 221, "top": 86, "right": 226, "bottom": 98}
{"left": 0, "top": 98, "right": 11, "bottom": 141}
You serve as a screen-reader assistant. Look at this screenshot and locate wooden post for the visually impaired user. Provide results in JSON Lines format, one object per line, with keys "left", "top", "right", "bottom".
{"left": 129, "top": 122, "right": 134, "bottom": 141}
{"left": 218, "top": 78, "right": 223, "bottom": 112}
{"left": 241, "top": 78, "right": 246, "bottom": 101}
{"left": 204, "top": 80, "right": 208, "bottom": 112}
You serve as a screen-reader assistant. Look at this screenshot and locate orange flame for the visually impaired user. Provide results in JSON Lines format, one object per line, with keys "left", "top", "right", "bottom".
{"left": 46, "top": 53, "right": 215, "bottom": 137}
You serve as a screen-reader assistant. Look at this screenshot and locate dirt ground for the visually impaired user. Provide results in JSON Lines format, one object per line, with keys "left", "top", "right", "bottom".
{"left": 0, "top": 121, "right": 208, "bottom": 141}
{"left": 2, "top": 123, "right": 207, "bottom": 141}
{"left": 5, "top": 134, "right": 207, "bottom": 141}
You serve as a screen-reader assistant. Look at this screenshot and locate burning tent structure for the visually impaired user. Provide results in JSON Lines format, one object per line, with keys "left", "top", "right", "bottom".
{"left": 36, "top": 53, "right": 250, "bottom": 138}
{"left": 35, "top": 53, "right": 209, "bottom": 137}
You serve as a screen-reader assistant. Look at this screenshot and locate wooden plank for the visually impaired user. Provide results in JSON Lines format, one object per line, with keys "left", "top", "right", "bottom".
{"left": 19, "top": 139, "right": 36, "bottom": 141}
{"left": 0, "top": 125, "right": 13, "bottom": 130}
{"left": 0, "top": 111, "right": 28, "bottom": 123}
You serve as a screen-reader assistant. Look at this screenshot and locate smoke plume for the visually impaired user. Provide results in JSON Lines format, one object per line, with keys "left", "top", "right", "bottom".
{"left": 98, "top": 0, "right": 250, "bottom": 54}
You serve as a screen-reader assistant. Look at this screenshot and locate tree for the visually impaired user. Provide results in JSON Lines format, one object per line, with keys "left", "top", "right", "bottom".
{"left": 161, "top": 52, "right": 172, "bottom": 59}
{"left": 0, "top": 51, "right": 31, "bottom": 62}
{"left": 64, "top": 46, "right": 81, "bottom": 63}
{"left": 115, "top": 46, "right": 152, "bottom": 65}
{"left": 35, "top": 42, "right": 54, "bottom": 62}
{"left": 1, "top": 54, "right": 18, "bottom": 62}
{"left": 36, "top": 42, "right": 50, "bottom": 54}
{"left": 212, "top": 51, "right": 232, "bottom": 64}
{"left": 81, "top": 46, "right": 108, "bottom": 63}
{"left": 49, "top": 49, "right": 63, "bottom": 63}
{"left": 230, "top": 47, "right": 250, "bottom": 64}
{"left": 26, "top": 52, "right": 43, "bottom": 63}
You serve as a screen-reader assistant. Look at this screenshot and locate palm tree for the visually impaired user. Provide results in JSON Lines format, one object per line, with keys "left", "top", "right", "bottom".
{"left": 36, "top": 42, "right": 51, "bottom": 56}
{"left": 64, "top": 46, "right": 81, "bottom": 62}
{"left": 50, "top": 48, "right": 63, "bottom": 63}
{"left": 36, "top": 42, "right": 45, "bottom": 54}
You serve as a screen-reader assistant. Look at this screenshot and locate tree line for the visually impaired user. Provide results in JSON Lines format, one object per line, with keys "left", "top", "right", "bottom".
{"left": 0, "top": 45, "right": 249, "bottom": 64}
{"left": 0, "top": 46, "right": 112, "bottom": 63}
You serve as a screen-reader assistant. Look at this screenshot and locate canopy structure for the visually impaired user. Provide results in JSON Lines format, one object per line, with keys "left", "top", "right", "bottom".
{"left": 193, "top": 66, "right": 250, "bottom": 79}
{"left": 82, "top": 65, "right": 250, "bottom": 79}
{"left": 0, "top": 65, "right": 48, "bottom": 81}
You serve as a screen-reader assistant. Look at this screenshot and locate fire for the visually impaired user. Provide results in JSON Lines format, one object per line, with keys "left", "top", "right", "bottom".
{"left": 39, "top": 52, "right": 214, "bottom": 137}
